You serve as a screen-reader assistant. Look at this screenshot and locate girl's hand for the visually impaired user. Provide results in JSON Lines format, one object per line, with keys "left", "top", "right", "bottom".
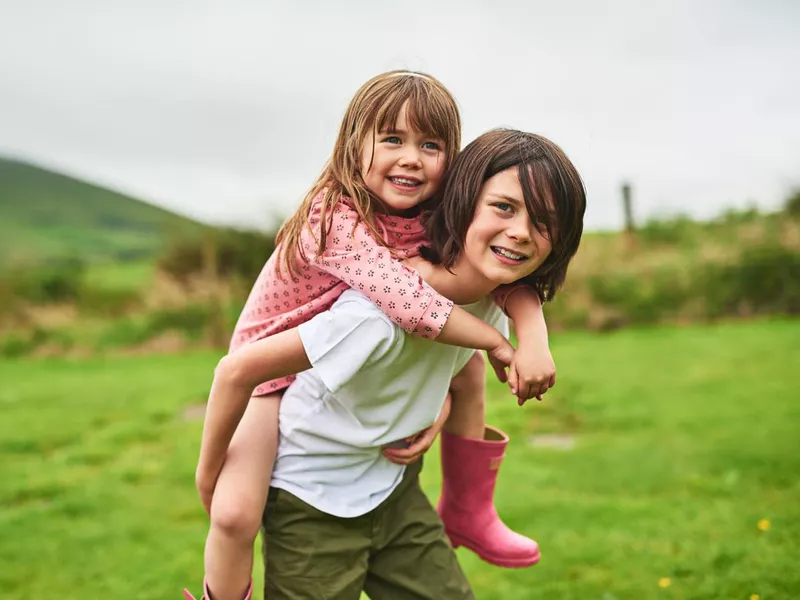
{"left": 382, "top": 394, "right": 452, "bottom": 465}
{"left": 486, "top": 336, "right": 515, "bottom": 383}
{"left": 507, "top": 341, "right": 556, "bottom": 405}
{"left": 195, "top": 461, "right": 223, "bottom": 516}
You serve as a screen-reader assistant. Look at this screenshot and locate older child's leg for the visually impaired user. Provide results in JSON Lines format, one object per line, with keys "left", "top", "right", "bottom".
{"left": 444, "top": 350, "right": 487, "bottom": 439}
{"left": 187, "top": 393, "right": 281, "bottom": 600}
{"left": 439, "top": 351, "right": 541, "bottom": 567}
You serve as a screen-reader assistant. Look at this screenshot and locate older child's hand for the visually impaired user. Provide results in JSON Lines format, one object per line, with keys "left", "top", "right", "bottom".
{"left": 382, "top": 394, "right": 452, "bottom": 465}
{"left": 507, "top": 341, "right": 556, "bottom": 405}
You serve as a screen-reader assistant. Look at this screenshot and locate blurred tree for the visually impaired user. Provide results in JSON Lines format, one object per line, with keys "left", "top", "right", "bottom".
{"left": 785, "top": 188, "right": 800, "bottom": 216}
{"left": 158, "top": 228, "right": 277, "bottom": 286}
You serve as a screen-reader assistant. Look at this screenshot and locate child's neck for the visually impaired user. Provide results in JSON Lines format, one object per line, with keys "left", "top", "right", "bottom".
{"left": 372, "top": 197, "right": 423, "bottom": 218}
{"left": 412, "top": 258, "right": 496, "bottom": 305}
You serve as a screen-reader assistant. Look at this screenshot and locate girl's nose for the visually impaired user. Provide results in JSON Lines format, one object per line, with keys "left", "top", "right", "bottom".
{"left": 398, "top": 147, "right": 422, "bottom": 168}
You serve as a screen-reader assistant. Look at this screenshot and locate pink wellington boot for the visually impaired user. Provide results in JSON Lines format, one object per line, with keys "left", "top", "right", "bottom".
{"left": 183, "top": 579, "right": 252, "bottom": 600}
{"left": 437, "top": 425, "right": 540, "bottom": 568}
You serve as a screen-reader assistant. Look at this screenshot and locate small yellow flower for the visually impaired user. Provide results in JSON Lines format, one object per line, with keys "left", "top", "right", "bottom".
{"left": 750, "top": 594, "right": 760, "bottom": 600}
{"left": 658, "top": 578, "right": 671, "bottom": 589}
{"left": 757, "top": 518, "right": 770, "bottom": 531}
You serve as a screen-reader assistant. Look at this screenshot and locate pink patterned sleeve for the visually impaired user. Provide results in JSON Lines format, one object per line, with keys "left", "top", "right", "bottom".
{"left": 302, "top": 201, "right": 453, "bottom": 339}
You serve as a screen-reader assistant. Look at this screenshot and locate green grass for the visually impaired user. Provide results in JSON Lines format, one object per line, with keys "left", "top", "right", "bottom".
{"left": 1, "top": 320, "right": 798, "bottom": 599}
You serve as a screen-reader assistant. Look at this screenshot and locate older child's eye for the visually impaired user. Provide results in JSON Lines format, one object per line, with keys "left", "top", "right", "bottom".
{"left": 492, "top": 202, "right": 513, "bottom": 213}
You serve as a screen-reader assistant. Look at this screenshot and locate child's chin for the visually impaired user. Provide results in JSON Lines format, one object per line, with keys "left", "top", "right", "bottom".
{"left": 500, "top": 269, "right": 531, "bottom": 285}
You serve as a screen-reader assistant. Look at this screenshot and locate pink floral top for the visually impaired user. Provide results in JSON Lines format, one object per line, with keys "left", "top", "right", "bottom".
{"left": 231, "top": 193, "right": 457, "bottom": 395}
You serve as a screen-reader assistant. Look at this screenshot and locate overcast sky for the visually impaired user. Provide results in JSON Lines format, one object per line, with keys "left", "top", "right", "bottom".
{"left": 1, "top": 0, "right": 798, "bottom": 230}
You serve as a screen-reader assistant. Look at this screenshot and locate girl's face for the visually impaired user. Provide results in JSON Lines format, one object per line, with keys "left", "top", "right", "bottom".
{"left": 360, "top": 101, "right": 447, "bottom": 215}
{"left": 461, "top": 167, "right": 553, "bottom": 287}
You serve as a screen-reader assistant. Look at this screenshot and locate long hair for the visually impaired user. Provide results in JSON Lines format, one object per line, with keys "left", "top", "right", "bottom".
{"left": 420, "top": 129, "right": 586, "bottom": 301}
{"left": 275, "top": 70, "right": 461, "bottom": 278}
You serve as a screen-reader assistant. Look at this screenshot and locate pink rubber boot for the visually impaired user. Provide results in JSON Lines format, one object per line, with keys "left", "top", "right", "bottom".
{"left": 183, "top": 579, "right": 252, "bottom": 600}
{"left": 437, "top": 425, "right": 540, "bottom": 568}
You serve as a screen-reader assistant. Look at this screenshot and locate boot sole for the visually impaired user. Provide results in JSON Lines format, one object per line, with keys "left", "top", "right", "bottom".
{"left": 446, "top": 529, "right": 541, "bottom": 568}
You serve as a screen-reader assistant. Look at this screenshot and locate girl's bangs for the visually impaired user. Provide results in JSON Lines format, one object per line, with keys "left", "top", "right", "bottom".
{"left": 374, "top": 84, "right": 456, "bottom": 145}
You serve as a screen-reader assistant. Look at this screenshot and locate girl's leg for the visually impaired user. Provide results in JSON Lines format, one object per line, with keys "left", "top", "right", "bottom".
{"left": 203, "top": 392, "right": 281, "bottom": 600}
{"left": 439, "top": 351, "right": 540, "bottom": 568}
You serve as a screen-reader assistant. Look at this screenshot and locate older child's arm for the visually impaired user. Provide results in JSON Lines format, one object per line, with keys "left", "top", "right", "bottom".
{"left": 195, "top": 330, "right": 311, "bottom": 508}
{"left": 502, "top": 287, "right": 556, "bottom": 403}
{"left": 306, "top": 201, "right": 514, "bottom": 372}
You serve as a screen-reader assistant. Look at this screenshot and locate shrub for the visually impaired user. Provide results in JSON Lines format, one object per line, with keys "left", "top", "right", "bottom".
{"left": 785, "top": 189, "right": 800, "bottom": 217}
{"left": 158, "top": 228, "right": 277, "bottom": 285}
{"left": 94, "top": 303, "right": 217, "bottom": 350}
{"left": 700, "top": 244, "right": 800, "bottom": 318}
{"left": 146, "top": 304, "right": 213, "bottom": 342}
{"left": 0, "top": 327, "right": 52, "bottom": 357}
{"left": 638, "top": 214, "right": 697, "bottom": 246}
{"left": 717, "top": 205, "right": 761, "bottom": 225}
{"left": 587, "top": 267, "right": 691, "bottom": 326}
{"left": 76, "top": 286, "right": 141, "bottom": 317}
{"left": 8, "top": 257, "right": 86, "bottom": 303}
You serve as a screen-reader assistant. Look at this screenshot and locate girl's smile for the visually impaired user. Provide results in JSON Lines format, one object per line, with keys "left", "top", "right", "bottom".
{"left": 360, "top": 101, "right": 446, "bottom": 215}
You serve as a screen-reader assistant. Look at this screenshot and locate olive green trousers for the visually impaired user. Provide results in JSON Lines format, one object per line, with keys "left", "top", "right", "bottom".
{"left": 261, "top": 460, "right": 474, "bottom": 599}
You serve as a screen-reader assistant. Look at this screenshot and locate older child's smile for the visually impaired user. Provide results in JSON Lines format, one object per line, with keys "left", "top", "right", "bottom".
{"left": 490, "top": 245, "right": 529, "bottom": 264}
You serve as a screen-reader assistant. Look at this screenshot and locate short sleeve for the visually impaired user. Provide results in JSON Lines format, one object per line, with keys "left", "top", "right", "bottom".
{"left": 485, "top": 303, "right": 510, "bottom": 339}
{"left": 298, "top": 292, "right": 397, "bottom": 394}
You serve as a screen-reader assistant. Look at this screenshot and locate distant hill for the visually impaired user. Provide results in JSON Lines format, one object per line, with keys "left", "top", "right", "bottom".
{"left": 0, "top": 157, "right": 208, "bottom": 267}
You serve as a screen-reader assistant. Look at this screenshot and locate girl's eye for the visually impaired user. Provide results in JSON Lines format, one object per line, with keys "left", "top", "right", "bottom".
{"left": 422, "top": 141, "right": 440, "bottom": 151}
{"left": 493, "top": 202, "right": 513, "bottom": 213}
{"left": 382, "top": 136, "right": 402, "bottom": 145}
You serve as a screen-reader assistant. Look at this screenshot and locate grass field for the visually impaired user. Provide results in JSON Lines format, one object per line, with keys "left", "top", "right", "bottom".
{"left": 1, "top": 319, "right": 798, "bottom": 599}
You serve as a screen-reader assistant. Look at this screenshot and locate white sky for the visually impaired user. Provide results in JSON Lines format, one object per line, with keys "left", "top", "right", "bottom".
{"left": 1, "top": 0, "right": 798, "bottom": 230}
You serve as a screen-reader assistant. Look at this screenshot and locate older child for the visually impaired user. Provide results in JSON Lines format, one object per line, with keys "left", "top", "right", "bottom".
{"left": 208, "top": 128, "right": 586, "bottom": 598}
{"left": 186, "top": 72, "right": 555, "bottom": 600}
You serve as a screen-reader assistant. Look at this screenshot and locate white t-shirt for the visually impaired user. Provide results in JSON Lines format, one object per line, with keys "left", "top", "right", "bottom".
{"left": 271, "top": 289, "right": 508, "bottom": 518}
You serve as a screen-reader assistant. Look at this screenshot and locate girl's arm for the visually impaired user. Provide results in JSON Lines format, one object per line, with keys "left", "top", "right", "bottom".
{"left": 305, "top": 201, "right": 513, "bottom": 358}
{"left": 195, "top": 329, "right": 311, "bottom": 499}
{"left": 502, "top": 287, "right": 556, "bottom": 402}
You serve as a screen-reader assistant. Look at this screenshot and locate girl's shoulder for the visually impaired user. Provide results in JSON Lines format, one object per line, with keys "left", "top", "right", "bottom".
{"left": 308, "top": 189, "right": 357, "bottom": 219}
{"left": 306, "top": 189, "right": 425, "bottom": 252}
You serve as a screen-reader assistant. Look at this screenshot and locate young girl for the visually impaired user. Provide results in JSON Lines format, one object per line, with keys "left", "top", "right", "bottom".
{"left": 185, "top": 72, "right": 555, "bottom": 600}
{"left": 202, "top": 127, "right": 586, "bottom": 599}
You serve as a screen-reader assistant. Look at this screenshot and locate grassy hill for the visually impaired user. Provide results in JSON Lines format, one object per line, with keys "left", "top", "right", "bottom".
{"left": 0, "top": 157, "right": 208, "bottom": 267}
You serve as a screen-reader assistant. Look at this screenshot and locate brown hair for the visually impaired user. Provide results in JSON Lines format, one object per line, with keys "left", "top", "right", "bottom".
{"left": 275, "top": 70, "right": 461, "bottom": 278}
{"left": 420, "top": 128, "right": 586, "bottom": 301}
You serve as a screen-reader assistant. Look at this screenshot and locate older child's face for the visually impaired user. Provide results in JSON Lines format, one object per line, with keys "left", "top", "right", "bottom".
{"left": 462, "top": 167, "right": 553, "bottom": 287}
{"left": 360, "top": 101, "right": 446, "bottom": 215}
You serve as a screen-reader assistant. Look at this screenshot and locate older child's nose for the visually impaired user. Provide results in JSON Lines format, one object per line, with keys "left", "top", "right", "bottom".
{"left": 507, "top": 217, "right": 533, "bottom": 243}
